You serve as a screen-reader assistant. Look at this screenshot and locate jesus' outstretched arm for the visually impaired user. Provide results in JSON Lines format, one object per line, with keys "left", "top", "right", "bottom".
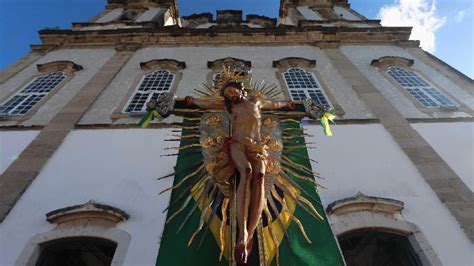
{"left": 259, "top": 99, "right": 295, "bottom": 110}
{"left": 184, "top": 96, "right": 225, "bottom": 110}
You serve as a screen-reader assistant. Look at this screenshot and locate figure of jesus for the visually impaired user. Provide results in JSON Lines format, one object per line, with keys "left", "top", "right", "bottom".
{"left": 184, "top": 81, "right": 295, "bottom": 264}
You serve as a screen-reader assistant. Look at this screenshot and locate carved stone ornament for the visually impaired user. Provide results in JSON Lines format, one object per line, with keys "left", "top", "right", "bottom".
{"left": 272, "top": 57, "right": 316, "bottom": 69}
{"left": 140, "top": 59, "right": 186, "bottom": 71}
{"left": 370, "top": 56, "right": 415, "bottom": 69}
{"left": 36, "top": 60, "right": 83, "bottom": 73}
{"left": 147, "top": 92, "right": 175, "bottom": 117}
{"left": 326, "top": 192, "right": 404, "bottom": 216}
{"left": 207, "top": 57, "right": 251, "bottom": 69}
{"left": 303, "top": 99, "right": 332, "bottom": 119}
{"left": 45, "top": 200, "right": 129, "bottom": 225}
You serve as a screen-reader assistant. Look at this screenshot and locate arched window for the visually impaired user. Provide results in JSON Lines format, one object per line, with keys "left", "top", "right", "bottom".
{"left": 124, "top": 69, "right": 175, "bottom": 113}
{"left": 386, "top": 66, "right": 456, "bottom": 108}
{"left": 283, "top": 67, "right": 330, "bottom": 107}
{"left": 0, "top": 71, "right": 66, "bottom": 116}
{"left": 16, "top": 200, "right": 130, "bottom": 265}
{"left": 327, "top": 193, "right": 441, "bottom": 266}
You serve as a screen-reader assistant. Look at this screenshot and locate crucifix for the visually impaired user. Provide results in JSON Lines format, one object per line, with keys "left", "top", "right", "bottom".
{"left": 146, "top": 64, "right": 334, "bottom": 265}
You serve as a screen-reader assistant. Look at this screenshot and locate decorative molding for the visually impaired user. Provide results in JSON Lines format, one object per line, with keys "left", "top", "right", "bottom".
{"left": 37, "top": 26, "right": 413, "bottom": 49}
{"left": 279, "top": 0, "right": 338, "bottom": 18}
{"left": 140, "top": 58, "right": 186, "bottom": 71}
{"left": 181, "top": 12, "right": 213, "bottom": 27}
{"left": 16, "top": 224, "right": 131, "bottom": 266}
{"left": 326, "top": 192, "right": 404, "bottom": 216}
{"left": 327, "top": 193, "right": 442, "bottom": 266}
{"left": 216, "top": 10, "right": 243, "bottom": 24}
{"left": 272, "top": 57, "right": 316, "bottom": 69}
{"left": 36, "top": 60, "right": 83, "bottom": 73}
{"left": 46, "top": 200, "right": 129, "bottom": 225}
{"left": 107, "top": 0, "right": 177, "bottom": 11}
{"left": 207, "top": 57, "right": 251, "bottom": 69}
{"left": 246, "top": 14, "right": 277, "bottom": 27}
{"left": 370, "top": 56, "right": 414, "bottom": 69}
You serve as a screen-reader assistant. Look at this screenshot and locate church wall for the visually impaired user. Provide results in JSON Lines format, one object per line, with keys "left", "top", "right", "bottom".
{"left": 0, "top": 128, "right": 175, "bottom": 265}
{"left": 305, "top": 124, "right": 473, "bottom": 265}
{"left": 339, "top": 45, "right": 473, "bottom": 119}
{"left": 80, "top": 45, "right": 375, "bottom": 125}
{"left": 0, "top": 125, "right": 472, "bottom": 264}
{"left": 411, "top": 122, "right": 474, "bottom": 191}
{"left": 0, "top": 48, "right": 116, "bottom": 127}
{"left": 0, "top": 130, "right": 39, "bottom": 175}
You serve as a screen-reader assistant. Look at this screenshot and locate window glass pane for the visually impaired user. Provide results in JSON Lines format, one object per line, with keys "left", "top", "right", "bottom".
{"left": 387, "top": 66, "right": 455, "bottom": 108}
{"left": 405, "top": 88, "right": 438, "bottom": 107}
{"left": 11, "top": 95, "right": 44, "bottom": 115}
{"left": 423, "top": 87, "right": 456, "bottom": 107}
{"left": 21, "top": 72, "right": 65, "bottom": 94}
{"left": 283, "top": 68, "right": 330, "bottom": 107}
{"left": 308, "top": 90, "right": 329, "bottom": 105}
{"left": 0, "top": 71, "right": 66, "bottom": 116}
{"left": 0, "top": 95, "right": 28, "bottom": 115}
{"left": 125, "top": 70, "right": 175, "bottom": 113}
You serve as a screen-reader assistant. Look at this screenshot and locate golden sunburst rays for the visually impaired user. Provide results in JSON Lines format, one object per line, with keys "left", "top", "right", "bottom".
{"left": 219, "top": 198, "right": 230, "bottom": 261}
{"left": 157, "top": 160, "right": 203, "bottom": 181}
{"left": 263, "top": 203, "right": 280, "bottom": 266}
{"left": 165, "top": 175, "right": 211, "bottom": 222}
{"left": 188, "top": 185, "right": 218, "bottom": 246}
{"left": 274, "top": 176, "right": 324, "bottom": 222}
{"left": 193, "top": 83, "right": 221, "bottom": 99}
{"left": 270, "top": 187, "right": 312, "bottom": 244}
{"left": 280, "top": 166, "right": 325, "bottom": 189}
{"left": 266, "top": 196, "right": 292, "bottom": 244}
{"left": 160, "top": 164, "right": 206, "bottom": 194}
{"left": 281, "top": 155, "right": 319, "bottom": 176}
{"left": 177, "top": 180, "right": 214, "bottom": 233}
{"left": 278, "top": 171, "right": 323, "bottom": 207}
{"left": 196, "top": 191, "right": 224, "bottom": 249}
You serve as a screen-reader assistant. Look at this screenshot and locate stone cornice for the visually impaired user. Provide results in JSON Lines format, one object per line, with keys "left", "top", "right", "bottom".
{"left": 182, "top": 12, "right": 277, "bottom": 28}
{"left": 140, "top": 58, "right": 186, "bottom": 71}
{"left": 36, "top": 25, "right": 412, "bottom": 50}
{"left": 207, "top": 57, "right": 251, "bottom": 69}
{"left": 107, "top": 0, "right": 177, "bottom": 11}
{"left": 298, "top": 19, "right": 381, "bottom": 27}
{"left": 36, "top": 60, "right": 83, "bottom": 73}
{"left": 326, "top": 192, "right": 404, "bottom": 216}
{"left": 279, "top": 0, "right": 350, "bottom": 18}
{"left": 273, "top": 57, "right": 316, "bottom": 68}
{"left": 46, "top": 200, "right": 130, "bottom": 225}
{"left": 371, "top": 56, "right": 414, "bottom": 68}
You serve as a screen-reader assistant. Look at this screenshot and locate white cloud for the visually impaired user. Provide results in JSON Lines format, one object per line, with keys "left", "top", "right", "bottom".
{"left": 455, "top": 10, "right": 466, "bottom": 23}
{"left": 377, "top": 0, "right": 446, "bottom": 53}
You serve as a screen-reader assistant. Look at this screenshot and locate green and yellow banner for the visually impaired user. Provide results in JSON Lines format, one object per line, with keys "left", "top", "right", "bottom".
{"left": 155, "top": 119, "right": 344, "bottom": 265}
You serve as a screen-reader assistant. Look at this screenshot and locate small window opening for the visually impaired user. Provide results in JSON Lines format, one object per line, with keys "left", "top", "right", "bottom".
{"left": 339, "top": 230, "right": 422, "bottom": 266}
{"left": 36, "top": 237, "right": 117, "bottom": 266}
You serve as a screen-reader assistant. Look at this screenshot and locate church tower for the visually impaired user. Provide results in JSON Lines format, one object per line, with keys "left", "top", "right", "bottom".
{"left": 0, "top": 0, "right": 472, "bottom": 265}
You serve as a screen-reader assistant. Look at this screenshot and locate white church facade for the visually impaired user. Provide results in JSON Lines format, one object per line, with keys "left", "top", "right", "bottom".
{"left": 0, "top": 0, "right": 472, "bottom": 265}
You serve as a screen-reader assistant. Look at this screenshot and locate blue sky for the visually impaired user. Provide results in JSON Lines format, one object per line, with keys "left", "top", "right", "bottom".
{"left": 0, "top": 0, "right": 472, "bottom": 78}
